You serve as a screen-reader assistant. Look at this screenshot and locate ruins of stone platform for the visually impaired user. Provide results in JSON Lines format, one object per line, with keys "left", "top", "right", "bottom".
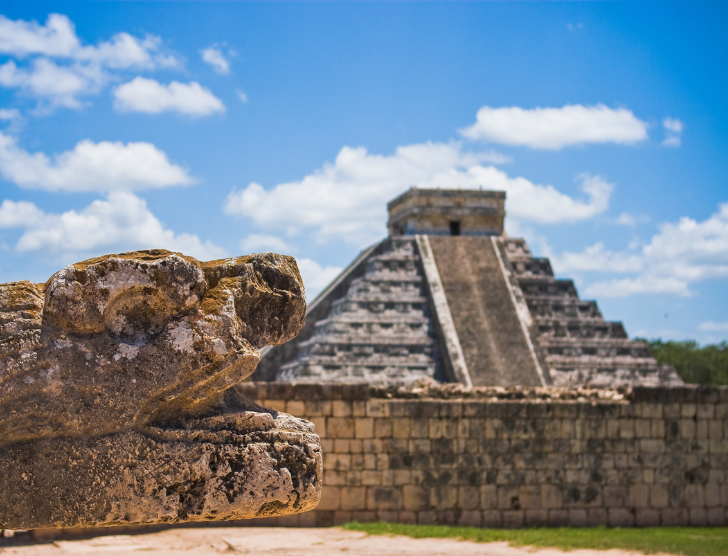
{"left": 256, "top": 188, "right": 682, "bottom": 388}
{"left": 0, "top": 250, "right": 322, "bottom": 530}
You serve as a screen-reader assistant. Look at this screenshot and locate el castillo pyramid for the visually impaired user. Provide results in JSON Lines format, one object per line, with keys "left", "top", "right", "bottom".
{"left": 255, "top": 188, "right": 682, "bottom": 388}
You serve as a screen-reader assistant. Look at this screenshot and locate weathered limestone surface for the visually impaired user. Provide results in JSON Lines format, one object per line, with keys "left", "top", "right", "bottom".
{"left": 0, "top": 250, "right": 321, "bottom": 529}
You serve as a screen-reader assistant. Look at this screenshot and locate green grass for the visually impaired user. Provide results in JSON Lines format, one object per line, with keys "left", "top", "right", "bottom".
{"left": 341, "top": 522, "right": 728, "bottom": 556}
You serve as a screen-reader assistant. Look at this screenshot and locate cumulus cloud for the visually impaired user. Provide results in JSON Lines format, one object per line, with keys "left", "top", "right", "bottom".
{"left": 662, "top": 117, "right": 684, "bottom": 147}
{"left": 0, "top": 131, "right": 192, "bottom": 192}
{"left": 113, "top": 77, "right": 225, "bottom": 116}
{"left": 201, "top": 46, "right": 231, "bottom": 74}
{"left": 0, "top": 58, "right": 99, "bottom": 109}
{"left": 224, "top": 142, "right": 611, "bottom": 246}
{"left": 296, "top": 258, "right": 343, "bottom": 301}
{"left": 460, "top": 104, "right": 649, "bottom": 150}
{"left": 699, "top": 321, "right": 728, "bottom": 332}
{"left": 0, "top": 192, "right": 225, "bottom": 260}
{"left": 237, "top": 90, "right": 248, "bottom": 104}
{"left": 240, "top": 234, "right": 295, "bottom": 253}
{"left": 0, "top": 13, "right": 176, "bottom": 68}
{"left": 0, "top": 13, "right": 179, "bottom": 109}
{"left": 553, "top": 203, "right": 728, "bottom": 297}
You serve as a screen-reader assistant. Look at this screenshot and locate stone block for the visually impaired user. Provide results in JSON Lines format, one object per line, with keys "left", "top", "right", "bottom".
{"left": 350, "top": 510, "right": 377, "bottom": 523}
{"left": 328, "top": 417, "right": 356, "bottom": 439}
{"left": 264, "top": 399, "right": 287, "bottom": 412}
{"left": 689, "top": 508, "right": 707, "bottom": 526}
{"left": 354, "top": 418, "right": 374, "bottom": 439}
{"left": 333, "top": 511, "right": 353, "bottom": 525}
{"left": 375, "top": 418, "right": 393, "bottom": 438}
{"left": 630, "top": 484, "right": 649, "bottom": 508}
{"left": 332, "top": 400, "right": 352, "bottom": 418}
{"left": 524, "top": 509, "right": 548, "bottom": 527}
{"left": 608, "top": 508, "right": 634, "bottom": 527}
{"left": 650, "top": 484, "right": 669, "bottom": 508}
{"left": 417, "top": 510, "right": 438, "bottom": 525}
{"left": 366, "top": 399, "right": 390, "bottom": 418}
{"left": 619, "top": 420, "right": 635, "bottom": 439}
{"left": 324, "top": 453, "right": 351, "bottom": 472}
{"left": 431, "top": 486, "right": 458, "bottom": 509}
{"left": 377, "top": 510, "right": 398, "bottom": 523}
{"left": 367, "top": 487, "right": 402, "bottom": 511}
{"left": 568, "top": 509, "right": 588, "bottom": 527}
{"left": 459, "top": 511, "right": 482, "bottom": 527}
{"left": 481, "top": 485, "right": 498, "bottom": 509}
{"left": 660, "top": 508, "right": 688, "bottom": 526}
{"left": 705, "top": 483, "right": 721, "bottom": 507}
{"left": 651, "top": 419, "right": 665, "bottom": 438}
{"left": 682, "top": 403, "right": 697, "bottom": 418}
{"left": 586, "top": 508, "right": 607, "bottom": 526}
{"left": 317, "top": 486, "right": 341, "bottom": 511}
{"left": 403, "top": 486, "right": 430, "bottom": 511}
{"left": 518, "top": 485, "right": 541, "bottom": 509}
{"left": 392, "top": 418, "right": 411, "bottom": 438}
{"left": 397, "top": 511, "right": 417, "bottom": 524}
{"left": 635, "top": 419, "right": 651, "bottom": 438}
{"left": 707, "top": 508, "right": 726, "bottom": 526}
{"left": 635, "top": 508, "right": 659, "bottom": 526}
{"left": 604, "top": 486, "right": 628, "bottom": 507}
{"left": 541, "top": 485, "right": 562, "bottom": 509}
{"left": 709, "top": 420, "right": 724, "bottom": 439}
{"left": 548, "top": 509, "right": 569, "bottom": 526}
{"left": 341, "top": 487, "right": 367, "bottom": 510}
{"left": 685, "top": 484, "right": 705, "bottom": 507}
{"left": 459, "top": 486, "right": 480, "bottom": 510}
{"left": 439, "top": 402, "right": 462, "bottom": 419}
{"left": 502, "top": 510, "right": 524, "bottom": 529}
{"left": 482, "top": 510, "right": 502, "bottom": 527}
{"left": 361, "top": 471, "right": 382, "bottom": 486}
{"left": 305, "top": 400, "right": 332, "bottom": 417}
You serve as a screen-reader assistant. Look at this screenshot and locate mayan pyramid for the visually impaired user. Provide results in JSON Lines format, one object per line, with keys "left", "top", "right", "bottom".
{"left": 255, "top": 188, "right": 682, "bottom": 388}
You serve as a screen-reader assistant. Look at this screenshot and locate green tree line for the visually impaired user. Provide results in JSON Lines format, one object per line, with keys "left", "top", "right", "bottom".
{"left": 638, "top": 339, "right": 728, "bottom": 386}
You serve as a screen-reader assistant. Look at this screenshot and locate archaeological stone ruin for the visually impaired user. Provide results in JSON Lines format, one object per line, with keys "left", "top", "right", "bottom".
{"left": 256, "top": 188, "right": 682, "bottom": 388}
{"left": 0, "top": 250, "right": 321, "bottom": 530}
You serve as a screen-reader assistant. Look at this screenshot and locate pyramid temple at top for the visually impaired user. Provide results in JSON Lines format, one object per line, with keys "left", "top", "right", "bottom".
{"left": 255, "top": 188, "right": 682, "bottom": 388}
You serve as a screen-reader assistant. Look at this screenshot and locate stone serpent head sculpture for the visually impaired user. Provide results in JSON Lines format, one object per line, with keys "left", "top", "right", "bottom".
{"left": 0, "top": 250, "right": 321, "bottom": 529}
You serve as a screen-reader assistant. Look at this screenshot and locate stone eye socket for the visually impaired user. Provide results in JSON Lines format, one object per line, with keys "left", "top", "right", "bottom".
{"left": 104, "top": 287, "right": 174, "bottom": 345}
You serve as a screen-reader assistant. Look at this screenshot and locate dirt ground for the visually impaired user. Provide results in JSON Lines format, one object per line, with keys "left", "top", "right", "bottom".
{"left": 0, "top": 527, "right": 673, "bottom": 556}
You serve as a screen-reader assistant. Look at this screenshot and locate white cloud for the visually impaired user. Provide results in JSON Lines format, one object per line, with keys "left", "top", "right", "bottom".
{"left": 0, "top": 108, "right": 21, "bottom": 121}
{"left": 553, "top": 203, "right": 728, "bottom": 297}
{"left": 0, "top": 13, "right": 177, "bottom": 68}
{"left": 0, "top": 192, "right": 225, "bottom": 260}
{"left": 114, "top": 77, "right": 225, "bottom": 116}
{"left": 612, "top": 212, "right": 650, "bottom": 226}
{"left": 240, "top": 234, "right": 295, "bottom": 253}
{"left": 201, "top": 46, "right": 231, "bottom": 74}
{"left": 699, "top": 321, "right": 728, "bottom": 332}
{"left": 460, "top": 104, "right": 649, "bottom": 149}
{"left": 662, "top": 117, "right": 684, "bottom": 147}
{"left": 237, "top": 90, "right": 249, "bottom": 104}
{"left": 224, "top": 142, "right": 611, "bottom": 247}
{"left": 0, "top": 13, "right": 79, "bottom": 57}
{"left": 296, "top": 258, "right": 343, "bottom": 301}
{"left": 0, "top": 131, "right": 193, "bottom": 192}
{"left": 0, "top": 14, "right": 179, "bottom": 109}
{"left": 0, "top": 58, "right": 99, "bottom": 108}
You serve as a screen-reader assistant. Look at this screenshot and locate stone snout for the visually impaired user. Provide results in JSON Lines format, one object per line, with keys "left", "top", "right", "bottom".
{"left": 0, "top": 250, "right": 321, "bottom": 529}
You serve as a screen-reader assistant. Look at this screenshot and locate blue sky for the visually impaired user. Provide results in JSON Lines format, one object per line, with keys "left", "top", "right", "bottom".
{"left": 0, "top": 2, "right": 726, "bottom": 344}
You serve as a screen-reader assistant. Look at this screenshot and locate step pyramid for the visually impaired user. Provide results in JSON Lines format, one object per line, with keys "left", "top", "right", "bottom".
{"left": 255, "top": 189, "right": 682, "bottom": 387}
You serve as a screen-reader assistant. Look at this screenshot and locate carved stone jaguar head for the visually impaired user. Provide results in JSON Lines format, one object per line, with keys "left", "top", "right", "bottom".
{"left": 0, "top": 249, "right": 306, "bottom": 445}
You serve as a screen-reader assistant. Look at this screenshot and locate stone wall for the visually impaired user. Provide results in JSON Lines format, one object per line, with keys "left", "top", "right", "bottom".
{"left": 237, "top": 382, "right": 728, "bottom": 528}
